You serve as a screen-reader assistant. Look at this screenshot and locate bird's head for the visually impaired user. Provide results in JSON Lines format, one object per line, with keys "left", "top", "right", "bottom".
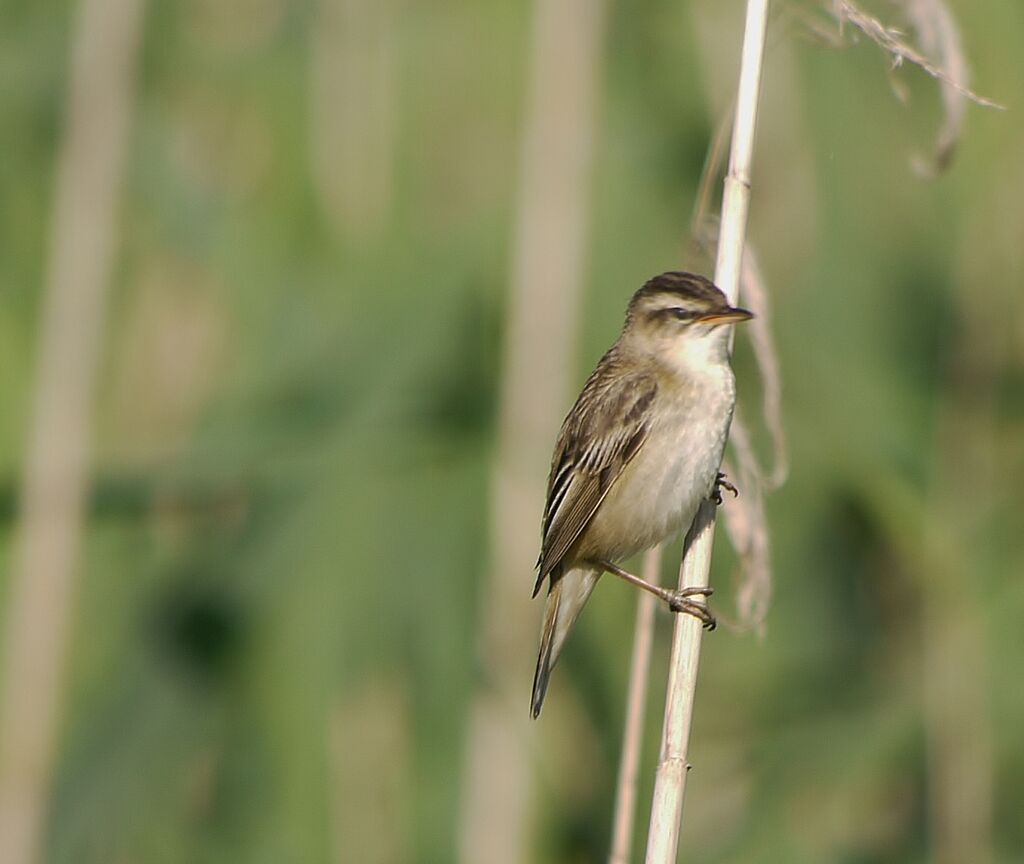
{"left": 622, "top": 271, "right": 753, "bottom": 370}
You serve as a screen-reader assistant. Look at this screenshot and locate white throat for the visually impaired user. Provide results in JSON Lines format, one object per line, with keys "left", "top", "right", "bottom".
{"left": 664, "top": 327, "right": 731, "bottom": 376}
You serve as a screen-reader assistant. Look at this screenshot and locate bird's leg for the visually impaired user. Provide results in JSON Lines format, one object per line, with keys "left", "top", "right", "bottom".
{"left": 711, "top": 471, "right": 739, "bottom": 505}
{"left": 595, "top": 559, "right": 716, "bottom": 631}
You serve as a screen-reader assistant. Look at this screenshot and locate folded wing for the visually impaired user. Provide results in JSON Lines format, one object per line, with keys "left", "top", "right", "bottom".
{"left": 533, "top": 370, "right": 657, "bottom": 595}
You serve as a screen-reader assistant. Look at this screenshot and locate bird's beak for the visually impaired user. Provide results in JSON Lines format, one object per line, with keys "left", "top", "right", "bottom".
{"left": 698, "top": 306, "right": 754, "bottom": 325}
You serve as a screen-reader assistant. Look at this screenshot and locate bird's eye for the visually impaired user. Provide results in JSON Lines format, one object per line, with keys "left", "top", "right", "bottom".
{"left": 669, "top": 307, "right": 696, "bottom": 321}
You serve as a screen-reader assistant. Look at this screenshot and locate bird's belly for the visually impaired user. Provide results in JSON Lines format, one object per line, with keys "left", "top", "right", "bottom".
{"left": 582, "top": 388, "right": 732, "bottom": 563}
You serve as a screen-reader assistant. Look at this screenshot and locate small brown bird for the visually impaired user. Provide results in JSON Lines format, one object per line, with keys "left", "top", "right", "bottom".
{"left": 531, "top": 271, "right": 752, "bottom": 718}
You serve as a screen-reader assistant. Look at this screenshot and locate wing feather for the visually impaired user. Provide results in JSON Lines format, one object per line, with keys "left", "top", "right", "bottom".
{"left": 533, "top": 368, "right": 657, "bottom": 594}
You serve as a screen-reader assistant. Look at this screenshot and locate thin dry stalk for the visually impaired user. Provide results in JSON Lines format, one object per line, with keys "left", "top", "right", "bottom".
{"left": 739, "top": 247, "right": 787, "bottom": 490}
{"left": 457, "top": 1, "right": 607, "bottom": 861}
{"left": 719, "top": 247, "right": 785, "bottom": 633}
{"left": 828, "top": 0, "right": 1002, "bottom": 177}
{"left": 831, "top": 0, "right": 1002, "bottom": 110}
{"left": 644, "top": 1, "right": 770, "bottom": 860}
{"left": 608, "top": 548, "right": 660, "bottom": 864}
{"left": 689, "top": 121, "right": 786, "bottom": 635}
{"left": 902, "top": 0, "right": 967, "bottom": 175}
{"left": 0, "top": 0, "right": 145, "bottom": 862}
{"left": 720, "top": 414, "right": 772, "bottom": 634}
{"left": 684, "top": 244, "right": 782, "bottom": 634}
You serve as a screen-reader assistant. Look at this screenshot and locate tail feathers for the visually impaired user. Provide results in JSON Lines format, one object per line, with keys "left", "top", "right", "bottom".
{"left": 531, "top": 582, "right": 561, "bottom": 718}
{"left": 530, "top": 568, "right": 600, "bottom": 718}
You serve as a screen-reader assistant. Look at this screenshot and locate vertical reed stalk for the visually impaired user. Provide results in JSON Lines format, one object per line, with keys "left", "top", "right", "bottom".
{"left": 644, "top": 2, "right": 770, "bottom": 860}
{"left": 608, "top": 548, "right": 660, "bottom": 864}
{"left": 457, "top": 1, "right": 607, "bottom": 861}
{"left": 0, "top": 1, "right": 144, "bottom": 862}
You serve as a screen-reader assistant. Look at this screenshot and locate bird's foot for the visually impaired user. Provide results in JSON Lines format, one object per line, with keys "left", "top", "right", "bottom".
{"left": 711, "top": 472, "right": 738, "bottom": 505}
{"left": 668, "top": 587, "right": 716, "bottom": 630}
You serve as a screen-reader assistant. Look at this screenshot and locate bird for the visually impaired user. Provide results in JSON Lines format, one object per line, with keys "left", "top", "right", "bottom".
{"left": 530, "top": 271, "right": 752, "bottom": 718}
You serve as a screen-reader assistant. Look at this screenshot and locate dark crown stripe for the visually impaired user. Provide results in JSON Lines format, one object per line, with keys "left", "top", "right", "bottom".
{"left": 627, "top": 271, "right": 725, "bottom": 316}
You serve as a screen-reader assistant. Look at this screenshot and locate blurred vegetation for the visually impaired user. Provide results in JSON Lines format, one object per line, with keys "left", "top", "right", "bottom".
{"left": 1, "top": 1, "right": 1023, "bottom": 862}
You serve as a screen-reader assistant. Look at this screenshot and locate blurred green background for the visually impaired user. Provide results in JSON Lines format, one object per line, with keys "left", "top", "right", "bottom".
{"left": 1, "top": 1, "right": 1022, "bottom": 862}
